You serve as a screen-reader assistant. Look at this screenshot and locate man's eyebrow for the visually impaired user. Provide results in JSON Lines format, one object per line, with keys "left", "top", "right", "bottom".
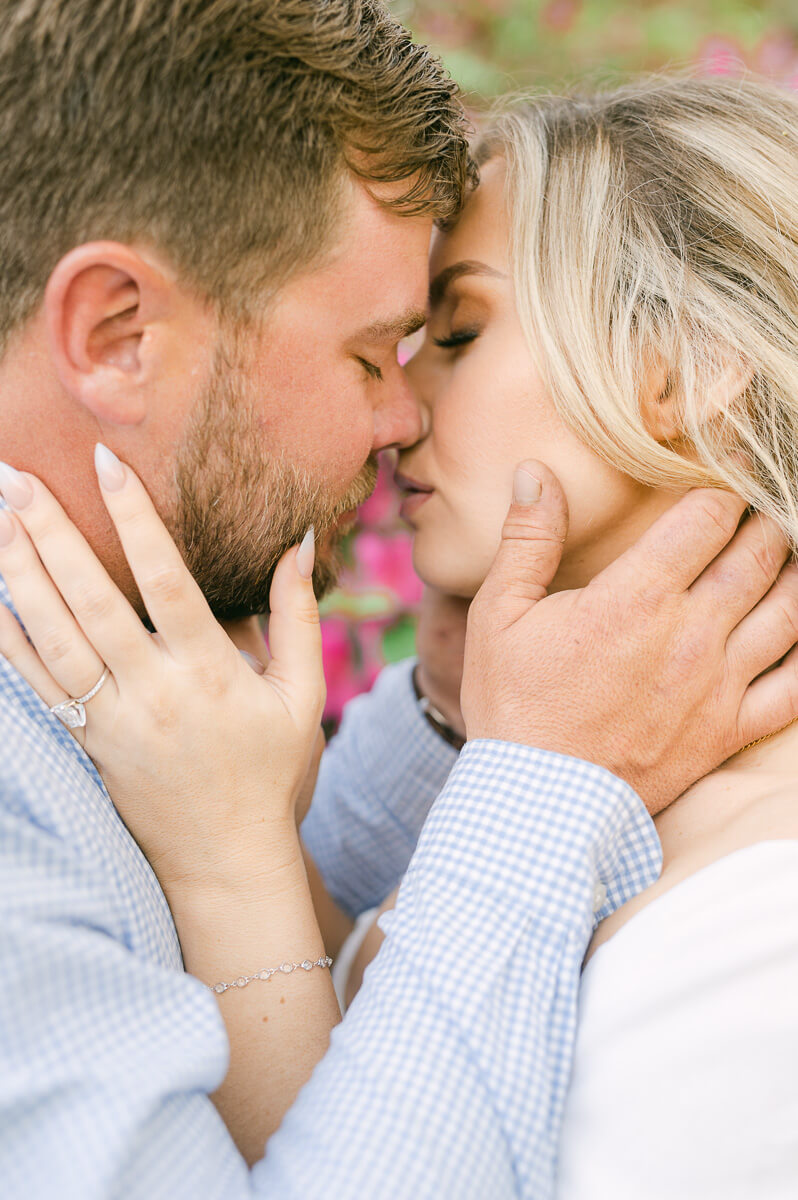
{"left": 428, "top": 260, "right": 506, "bottom": 307}
{"left": 358, "top": 310, "right": 428, "bottom": 344}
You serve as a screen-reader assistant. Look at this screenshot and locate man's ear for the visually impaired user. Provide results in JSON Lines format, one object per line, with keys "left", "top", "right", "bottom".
{"left": 44, "top": 242, "right": 173, "bottom": 426}
{"left": 640, "top": 349, "right": 754, "bottom": 444}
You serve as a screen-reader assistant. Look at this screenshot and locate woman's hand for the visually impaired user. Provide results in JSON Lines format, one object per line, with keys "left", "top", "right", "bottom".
{"left": 220, "top": 615, "right": 325, "bottom": 827}
{"left": 0, "top": 445, "right": 326, "bottom": 899}
{"left": 0, "top": 446, "right": 342, "bottom": 1163}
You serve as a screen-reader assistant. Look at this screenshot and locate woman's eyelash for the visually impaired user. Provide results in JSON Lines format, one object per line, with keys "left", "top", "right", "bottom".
{"left": 432, "top": 328, "right": 480, "bottom": 349}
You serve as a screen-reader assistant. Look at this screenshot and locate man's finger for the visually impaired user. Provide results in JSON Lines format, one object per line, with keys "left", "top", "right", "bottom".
{"left": 727, "top": 561, "right": 798, "bottom": 683}
{"left": 737, "top": 640, "right": 798, "bottom": 750}
{"left": 471, "top": 460, "right": 568, "bottom": 630}
{"left": 600, "top": 488, "right": 747, "bottom": 599}
{"left": 690, "top": 512, "right": 788, "bottom": 630}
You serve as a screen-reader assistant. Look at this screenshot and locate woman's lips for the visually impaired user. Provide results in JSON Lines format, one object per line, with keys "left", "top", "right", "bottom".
{"left": 399, "top": 490, "right": 433, "bottom": 522}
{"left": 395, "top": 471, "right": 434, "bottom": 523}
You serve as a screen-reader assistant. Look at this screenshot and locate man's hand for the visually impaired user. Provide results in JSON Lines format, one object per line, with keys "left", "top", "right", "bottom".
{"left": 415, "top": 588, "right": 469, "bottom": 738}
{"left": 462, "top": 461, "right": 798, "bottom": 816}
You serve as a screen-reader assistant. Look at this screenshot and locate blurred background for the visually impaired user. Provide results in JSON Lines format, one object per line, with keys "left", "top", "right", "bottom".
{"left": 319, "top": 0, "right": 798, "bottom": 729}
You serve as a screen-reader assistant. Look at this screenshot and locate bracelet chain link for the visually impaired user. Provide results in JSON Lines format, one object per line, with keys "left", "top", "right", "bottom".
{"left": 209, "top": 954, "right": 333, "bottom": 995}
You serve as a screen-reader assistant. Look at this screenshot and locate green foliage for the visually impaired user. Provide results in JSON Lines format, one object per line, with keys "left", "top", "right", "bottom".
{"left": 381, "top": 615, "right": 419, "bottom": 664}
{"left": 395, "top": 0, "right": 798, "bottom": 101}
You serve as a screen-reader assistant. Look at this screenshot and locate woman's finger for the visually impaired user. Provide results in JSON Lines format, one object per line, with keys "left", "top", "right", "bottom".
{"left": 264, "top": 529, "right": 326, "bottom": 722}
{"left": 92, "top": 444, "right": 231, "bottom": 664}
{"left": 0, "top": 463, "right": 154, "bottom": 681}
{"left": 0, "top": 505, "right": 112, "bottom": 702}
{"left": 0, "top": 601, "right": 67, "bottom": 712}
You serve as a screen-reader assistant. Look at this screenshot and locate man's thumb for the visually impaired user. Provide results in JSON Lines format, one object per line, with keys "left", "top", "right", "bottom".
{"left": 476, "top": 460, "right": 569, "bottom": 626}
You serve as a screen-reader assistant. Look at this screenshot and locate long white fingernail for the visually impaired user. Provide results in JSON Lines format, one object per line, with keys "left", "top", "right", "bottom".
{"left": 94, "top": 444, "right": 126, "bottom": 492}
{"left": 239, "top": 650, "right": 266, "bottom": 675}
{"left": 0, "top": 461, "right": 34, "bottom": 510}
{"left": 296, "top": 527, "right": 315, "bottom": 580}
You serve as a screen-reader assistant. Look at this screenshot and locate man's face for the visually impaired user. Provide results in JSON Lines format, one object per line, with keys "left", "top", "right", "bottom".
{"left": 169, "top": 178, "right": 432, "bottom": 620}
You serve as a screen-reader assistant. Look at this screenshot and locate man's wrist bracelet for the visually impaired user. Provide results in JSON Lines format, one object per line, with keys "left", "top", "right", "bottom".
{"left": 209, "top": 954, "right": 333, "bottom": 995}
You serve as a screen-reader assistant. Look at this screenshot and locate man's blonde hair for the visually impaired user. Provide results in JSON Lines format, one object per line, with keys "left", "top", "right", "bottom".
{"left": 481, "top": 76, "right": 798, "bottom": 546}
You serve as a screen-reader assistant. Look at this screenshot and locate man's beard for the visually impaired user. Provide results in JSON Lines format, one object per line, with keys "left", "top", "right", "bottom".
{"left": 170, "top": 333, "right": 378, "bottom": 621}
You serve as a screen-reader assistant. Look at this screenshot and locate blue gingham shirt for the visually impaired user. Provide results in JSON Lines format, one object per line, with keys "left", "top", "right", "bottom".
{"left": 0, "top": 575, "right": 662, "bottom": 1199}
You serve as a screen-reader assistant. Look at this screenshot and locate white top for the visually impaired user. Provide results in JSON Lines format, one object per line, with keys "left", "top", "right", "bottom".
{"left": 556, "top": 840, "right": 798, "bottom": 1200}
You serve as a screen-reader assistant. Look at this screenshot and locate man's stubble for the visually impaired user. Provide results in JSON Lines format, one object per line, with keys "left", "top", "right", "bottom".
{"left": 171, "top": 330, "right": 378, "bottom": 621}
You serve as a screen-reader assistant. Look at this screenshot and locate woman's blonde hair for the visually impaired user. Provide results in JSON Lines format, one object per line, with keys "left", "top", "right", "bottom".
{"left": 480, "top": 75, "right": 798, "bottom": 547}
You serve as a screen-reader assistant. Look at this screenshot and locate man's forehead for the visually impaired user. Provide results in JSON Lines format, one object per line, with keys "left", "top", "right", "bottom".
{"left": 278, "top": 178, "right": 432, "bottom": 335}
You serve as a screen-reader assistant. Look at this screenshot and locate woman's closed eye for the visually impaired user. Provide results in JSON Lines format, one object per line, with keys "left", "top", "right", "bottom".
{"left": 432, "top": 327, "right": 480, "bottom": 350}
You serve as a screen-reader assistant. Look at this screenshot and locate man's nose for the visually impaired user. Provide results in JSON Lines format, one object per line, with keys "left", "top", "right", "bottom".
{"left": 372, "top": 372, "right": 426, "bottom": 452}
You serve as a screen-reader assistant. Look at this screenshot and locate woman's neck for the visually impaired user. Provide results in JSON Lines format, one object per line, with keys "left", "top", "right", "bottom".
{"left": 655, "top": 717, "right": 798, "bottom": 859}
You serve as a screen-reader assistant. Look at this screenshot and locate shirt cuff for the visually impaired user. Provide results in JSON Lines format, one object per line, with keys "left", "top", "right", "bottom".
{"left": 392, "top": 738, "right": 663, "bottom": 957}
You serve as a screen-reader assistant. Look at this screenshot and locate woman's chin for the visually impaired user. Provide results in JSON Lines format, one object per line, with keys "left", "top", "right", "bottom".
{"left": 411, "top": 539, "right": 484, "bottom": 600}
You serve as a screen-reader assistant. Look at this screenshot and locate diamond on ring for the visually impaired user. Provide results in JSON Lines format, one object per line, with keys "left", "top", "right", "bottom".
{"left": 55, "top": 702, "right": 87, "bottom": 729}
{"left": 50, "top": 667, "right": 110, "bottom": 730}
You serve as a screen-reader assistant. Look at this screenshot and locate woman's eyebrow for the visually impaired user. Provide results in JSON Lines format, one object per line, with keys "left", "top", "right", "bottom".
{"left": 428, "top": 260, "right": 506, "bottom": 307}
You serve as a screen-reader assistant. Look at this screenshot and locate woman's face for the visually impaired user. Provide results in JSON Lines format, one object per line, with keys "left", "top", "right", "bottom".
{"left": 399, "top": 158, "right": 680, "bottom": 598}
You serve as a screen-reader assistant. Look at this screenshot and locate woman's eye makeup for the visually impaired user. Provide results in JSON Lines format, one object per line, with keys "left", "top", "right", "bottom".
{"left": 432, "top": 326, "right": 480, "bottom": 350}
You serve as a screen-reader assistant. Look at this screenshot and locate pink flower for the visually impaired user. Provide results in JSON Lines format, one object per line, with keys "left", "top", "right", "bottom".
{"left": 351, "top": 530, "right": 423, "bottom": 607}
{"left": 321, "top": 619, "right": 362, "bottom": 722}
{"left": 540, "top": 0, "right": 580, "bottom": 34}
{"left": 321, "top": 615, "right": 392, "bottom": 726}
{"left": 754, "top": 33, "right": 798, "bottom": 80}
{"left": 697, "top": 36, "right": 746, "bottom": 76}
{"left": 358, "top": 460, "right": 400, "bottom": 527}
{"left": 416, "top": 11, "right": 479, "bottom": 49}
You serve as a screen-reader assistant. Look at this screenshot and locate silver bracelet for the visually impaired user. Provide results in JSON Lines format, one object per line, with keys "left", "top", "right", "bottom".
{"left": 209, "top": 955, "right": 333, "bottom": 995}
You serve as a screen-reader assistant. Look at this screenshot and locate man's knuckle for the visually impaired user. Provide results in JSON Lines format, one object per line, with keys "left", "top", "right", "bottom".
{"left": 695, "top": 493, "right": 739, "bottom": 542}
{"left": 775, "top": 595, "right": 798, "bottom": 643}
{"left": 747, "top": 538, "right": 781, "bottom": 585}
{"left": 502, "top": 520, "right": 565, "bottom": 550}
{"left": 674, "top": 626, "right": 712, "bottom": 674}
